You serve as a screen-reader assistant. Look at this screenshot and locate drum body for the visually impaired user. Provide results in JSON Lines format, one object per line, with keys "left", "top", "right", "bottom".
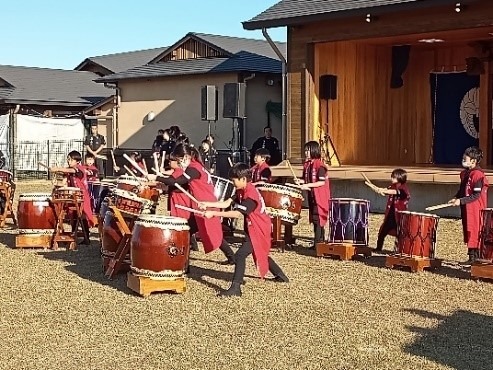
{"left": 17, "top": 193, "right": 56, "bottom": 234}
{"left": 130, "top": 215, "right": 190, "bottom": 278}
{"left": 396, "top": 211, "right": 439, "bottom": 258}
{"left": 116, "top": 177, "right": 159, "bottom": 204}
{"left": 480, "top": 208, "right": 493, "bottom": 260}
{"left": 112, "top": 189, "right": 151, "bottom": 215}
{"left": 88, "top": 181, "right": 102, "bottom": 212}
{"left": 98, "top": 197, "right": 111, "bottom": 238}
{"left": 211, "top": 175, "right": 236, "bottom": 201}
{"left": 256, "top": 183, "right": 303, "bottom": 224}
{"left": 101, "top": 209, "right": 135, "bottom": 269}
{"left": 328, "top": 198, "right": 369, "bottom": 245}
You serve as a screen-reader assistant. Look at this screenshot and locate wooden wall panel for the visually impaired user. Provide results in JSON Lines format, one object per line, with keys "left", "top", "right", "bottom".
{"left": 313, "top": 41, "right": 478, "bottom": 165}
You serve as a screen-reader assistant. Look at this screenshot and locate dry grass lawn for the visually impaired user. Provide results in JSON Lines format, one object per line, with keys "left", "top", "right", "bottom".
{"left": 1, "top": 181, "right": 493, "bottom": 370}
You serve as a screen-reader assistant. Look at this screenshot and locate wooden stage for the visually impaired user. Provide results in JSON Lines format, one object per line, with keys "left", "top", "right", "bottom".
{"left": 271, "top": 162, "right": 493, "bottom": 184}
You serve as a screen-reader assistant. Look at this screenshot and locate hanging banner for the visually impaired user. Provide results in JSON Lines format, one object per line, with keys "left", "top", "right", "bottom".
{"left": 430, "top": 72, "right": 480, "bottom": 165}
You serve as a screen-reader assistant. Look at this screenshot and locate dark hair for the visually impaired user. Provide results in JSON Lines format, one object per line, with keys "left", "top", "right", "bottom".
{"left": 169, "top": 125, "right": 181, "bottom": 141}
{"left": 229, "top": 162, "right": 251, "bottom": 181}
{"left": 175, "top": 133, "right": 189, "bottom": 146}
{"left": 158, "top": 129, "right": 164, "bottom": 134}
{"left": 391, "top": 168, "right": 407, "bottom": 184}
{"left": 255, "top": 148, "right": 271, "bottom": 162}
{"left": 264, "top": 126, "right": 272, "bottom": 132}
{"left": 85, "top": 153, "right": 95, "bottom": 159}
{"left": 464, "top": 146, "right": 484, "bottom": 163}
{"left": 304, "top": 141, "right": 321, "bottom": 159}
{"left": 201, "top": 139, "right": 210, "bottom": 147}
{"left": 172, "top": 143, "right": 203, "bottom": 165}
{"left": 68, "top": 150, "right": 82, "bottom": 162}
{"left": 205, "top": 134, "right": 214, "bottom": 141}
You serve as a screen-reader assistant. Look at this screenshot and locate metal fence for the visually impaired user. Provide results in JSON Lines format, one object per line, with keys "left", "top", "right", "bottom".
{"left": 7, "top": 140, "right": 85, "bottom": 180}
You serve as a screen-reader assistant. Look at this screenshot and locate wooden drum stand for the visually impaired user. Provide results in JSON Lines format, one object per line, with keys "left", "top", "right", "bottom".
{"left": 52, "top": 195, "right": 86, "bottom": 250}
{"left": 104, "top": 207, "right": 135, "bottom": 279}
{"left": 0, "top": 182, "right": 16, "bottom": 228}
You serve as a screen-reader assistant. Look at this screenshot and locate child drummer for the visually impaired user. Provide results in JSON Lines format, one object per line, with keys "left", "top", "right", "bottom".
{"left": 296, "top": 141, "right": 331, "bottom": 249}
{"left": 367, "top": 169, "right": 410, "bottom": 252}
{"left": 49, "top": 150, "right": 94, "bottom": 244}
{"left": 199, "top": 163, "right": 289, "bottom": 297}
{"left": 83, "top": 153, "right": 99, "bottom": 182}
{"left": 251, "top": 148, "right": 272, "bottom": 184}
{"left": 448, "top": 146, "right": 489, "bottom": 264}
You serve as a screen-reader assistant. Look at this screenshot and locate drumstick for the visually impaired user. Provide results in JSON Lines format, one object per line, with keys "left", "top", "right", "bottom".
{"left": 141, "top": 158, "right": 149, "bottom": 175}
{"left": 174, "top": 183, "right": 200, "bottom": 204}
{"left": 160, "top": 151, "right": 166, "bottom": 169}
{"left": 110, "top": 150, "right": 117, "bottom": 168}
{"left": 152, "top": 167, "right": 165, "bottom": 177}
{"left": 153, "top": 152, "right": 159, "bottom": 173}
{"left": 124, "top": 165, "right": 140, "bottom": 180}
{"left": 123, "top": 153, "right": 148, "bottom": 177}
{"left": 175, "top": 204, "right": 205, "bottom": 216}
{"left": 286, "top": 160, "right": 298, "bottom": 180}
{"left": 228, "top": 157, "right": 233, "bottom": 167}
{"left": 38, "top": 162, "right": 49, "bottom": 169}
{"left": 425, "top": 203, "right": 453, "bottom": 211}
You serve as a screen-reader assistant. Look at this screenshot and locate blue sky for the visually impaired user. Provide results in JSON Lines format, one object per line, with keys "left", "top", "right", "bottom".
{"left": 2, "top": 0, "right": 285, "bottom": 70}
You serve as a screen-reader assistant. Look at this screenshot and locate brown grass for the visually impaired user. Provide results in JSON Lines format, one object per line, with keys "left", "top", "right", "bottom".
{"left": 1, "top": 181, "right": 493, "bottom": 370}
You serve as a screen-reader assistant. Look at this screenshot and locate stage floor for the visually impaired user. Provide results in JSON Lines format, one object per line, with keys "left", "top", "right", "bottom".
{"left": 271, "top": 162, "right": 493, "bottom": 184}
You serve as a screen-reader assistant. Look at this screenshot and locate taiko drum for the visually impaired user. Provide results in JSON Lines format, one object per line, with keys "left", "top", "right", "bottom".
{"left": 479, "top": 208, "right": 493, "bottom": 261}
{"left": 328, "top": 198, "right": 369, "bottom": 245}
{"left": 256, "top": 183, "right": 303, "bottom": 224}
{"left": 130, "top": 215, "right": 190, "bottom": 278}
{"left": 116, "top": 176, "right": 160, "bottom": 203}
{"left": 396, "top": 211, "right": 440, "bottom": 258}
{"left": 17, "top": 193, "right": 56, "bottom": 234}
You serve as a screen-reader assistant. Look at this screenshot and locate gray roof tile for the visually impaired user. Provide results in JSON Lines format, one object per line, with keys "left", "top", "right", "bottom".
{"left": 0, "top": 65, "right": 111, "bottom": 106}
{"left": 96, "top": 51, "right": 282, "bottom": 82}
{"left": 243, "top": 0, "right": 434, "bottom": 29}
{"left": 76, "top": 46, "right": 169, "bottom": 73}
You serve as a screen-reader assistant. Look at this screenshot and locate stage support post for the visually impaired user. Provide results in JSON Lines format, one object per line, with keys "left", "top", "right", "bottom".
{"left": 479, "top": 60, "right": 492, "bottom": 166}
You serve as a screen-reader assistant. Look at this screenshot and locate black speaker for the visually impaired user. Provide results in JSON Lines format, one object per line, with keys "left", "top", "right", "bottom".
{"left": 319, "top": 75, "right": 337, "bottom": 100}
{"left": 390, "top": 45, "right": 411, "bottom": 88}
{"left": 201, "top": 85, "right": 218, "bottom": 121}
{"left": 223, "top": 83, "right": 246, "bottom": 118}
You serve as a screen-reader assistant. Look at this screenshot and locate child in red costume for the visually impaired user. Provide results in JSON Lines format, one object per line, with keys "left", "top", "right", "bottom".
{"left": 49, "top": 150, "right": 94, "bottom": 244}
{"left": 83, "top": 153, "right": 99, "bottom": 182}
{"left": 251, "top": 148, "right": 272, "bottom": 184}
{"left": 147, "top": 144, "right": 235, "bottom": 264}
{"left": 200, "top": 163, "right": 289, "bottom": 297}
{"left": 371, "top": 168, "right": 410, "bottom": 252}
{"left": 298, "top": 141, "right": 331, "bottom": 249}
{"left": 448, "top": 146, "right": 489, "bottom": 264}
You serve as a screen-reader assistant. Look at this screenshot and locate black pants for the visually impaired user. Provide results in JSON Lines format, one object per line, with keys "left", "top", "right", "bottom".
{"left": 230, "top": 235, "right": 285, "bottom": 283}
{"left": 376, "top": 214, "right": 397, "bottom": 250}
{"left": 218, "top": 239, "right": 236, "bottom": 262}
{"left": 96, "top": 158, "right": 105, "bottom": 179}
{"left": 0, "top": 195, "right": 5, "bottom": 214}
{"left": 313, "top": 223, "right": 325, "bottom": 244}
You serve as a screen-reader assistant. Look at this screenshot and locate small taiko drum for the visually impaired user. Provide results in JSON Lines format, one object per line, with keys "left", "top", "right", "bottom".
{"left": 396, "top": 211, "right": 440, "bottom": 258}
{"left": 328, "top": 198, "right": 370, "bottom": 245}
{"left": 211, "top": 175, "right": 236, "bottom": 201}
{"left": 112, "top": 189, "right": 151, "bottom": 215}
{"left": 52, "top": 186, "right": 83, "bottom": 202}
{"left": 479, "top": 208, "right": 493, "bottom": 261}
{"left": 116, "top": 176, "right": 160, "bottom": 203}
{"left": 256, "top": 183, "right": 304, "bottom": 224}
{"left": 17, "top": 193, "right": 56, "bottom": 235}
{"left": 0, "top": 170, "right": 13, "bottom": 183}
{"left": 130, "top": 215, "right": 190, "bottom": 279}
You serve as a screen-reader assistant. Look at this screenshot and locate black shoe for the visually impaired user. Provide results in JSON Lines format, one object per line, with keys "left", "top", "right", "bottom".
{"left": 190, "top": 235, "right": 199, "bottom": 251}
{"left": 218, "top": 282, "right": 242, "bottom": 297}
{"left": 218, "top": 258, "right": 235, "bottom": 266}
{"left": 272, "top": 275, "right": 290, "bottom": 283}
{"left": 374, "top": 247, "right": 383, "bottom": 253}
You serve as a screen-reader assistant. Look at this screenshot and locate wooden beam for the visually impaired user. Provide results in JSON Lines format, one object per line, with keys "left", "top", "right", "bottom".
{"left": 479, "top": 61, "right": 492, "bottom": 166}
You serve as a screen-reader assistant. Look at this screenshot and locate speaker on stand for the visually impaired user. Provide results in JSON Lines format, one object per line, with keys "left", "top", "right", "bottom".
{"left": 223, "top": 82, "right": 249, "bottom": 166}
{"left": 201, "top": 85, "right": 218, "bottom": 141}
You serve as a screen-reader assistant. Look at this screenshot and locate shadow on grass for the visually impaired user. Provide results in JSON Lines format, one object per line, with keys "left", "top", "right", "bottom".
{"left": 405, "top": 308, "right": 493, "bottom": 370}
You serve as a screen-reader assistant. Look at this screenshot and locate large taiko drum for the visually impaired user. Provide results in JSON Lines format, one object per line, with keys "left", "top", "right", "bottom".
{"left": 101, "top": 209, "right": 136, "bottom": 271}
{"left": 211, "top": 175, "right": 236, "bottom": 201}
{"left": 256, "top": 183, "right": 304, "bottom": 224}
{"left": 479, "top": 208, "right": 493, "bottom": 261}
{"left": 328, "top": 198, "right": 370, "bottom": 245}
{"left": 130, "top": 215, "right": 190, "bottom": 279}
{"left": 396, "top": 211, "right": 440, "bottom": 258}
{"left": 17, "top": 193, "right": 56, "bottom": 235}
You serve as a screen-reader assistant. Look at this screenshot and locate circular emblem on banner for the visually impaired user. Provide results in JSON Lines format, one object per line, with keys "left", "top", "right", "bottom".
{"left": 460, "top": 87, "right": 480, "bottom": 139}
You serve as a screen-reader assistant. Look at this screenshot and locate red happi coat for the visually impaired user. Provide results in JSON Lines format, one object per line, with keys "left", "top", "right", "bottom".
{"left": 303, "top": 159, "right": 331, "bottom": 227}
{"left": 381, "top": 182, "right": 410, "bottom": 237}
{"left": 169, "top": 168, "right": 192, "bottom": 219}
{"left": 460, "top": 168, "right": 489, "bottom": 248}
{"left": 83, "top": 165, "right": 99, "bottom": 182}
{"left": 186, "top": 160, "right": 223, "bottom": 253}
{"left": 251, "top": 162, "right": 271, "bottom": 183}
{"left": 239, "top": 182, "right": 272, "bottom": 278}
{"left": 67, "top": 164, "right": 94, "bottom": 227}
